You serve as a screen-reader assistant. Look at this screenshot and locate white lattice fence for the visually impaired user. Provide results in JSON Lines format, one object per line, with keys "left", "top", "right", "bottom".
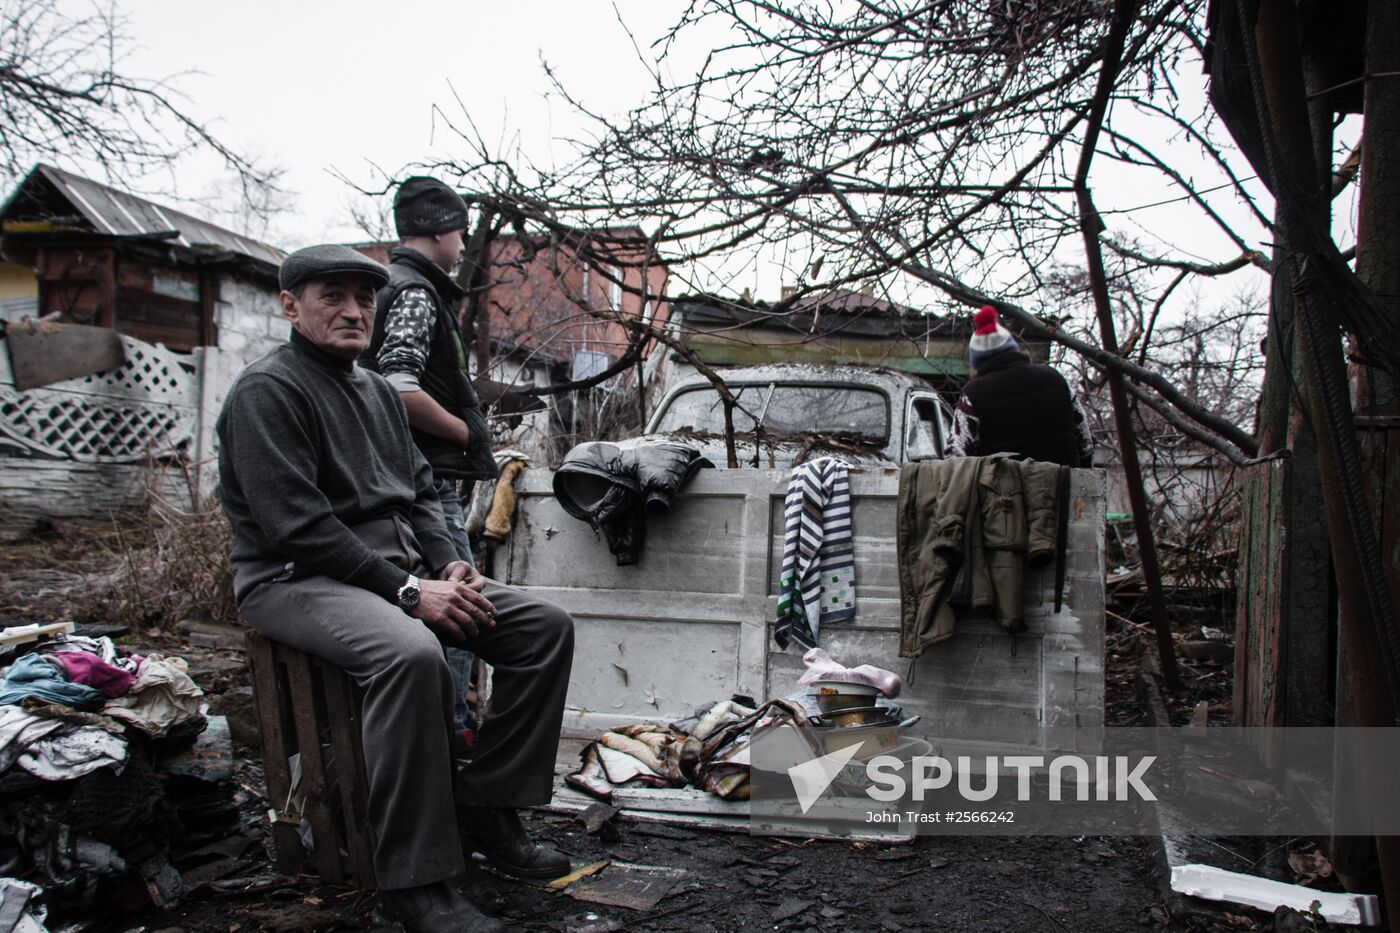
{"left": 0, "top": 336, "right": 200, "bottom": 463}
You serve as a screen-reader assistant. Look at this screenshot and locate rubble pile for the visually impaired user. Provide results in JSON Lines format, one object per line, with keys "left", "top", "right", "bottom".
{"left": 568, "top": 696, "right": 786, "bottom": 802}
{"left": 568, "top": 650, "right": 908, "bottom": 804}
{"left": 0, "top": 631, "right": 239, "bottom": 926}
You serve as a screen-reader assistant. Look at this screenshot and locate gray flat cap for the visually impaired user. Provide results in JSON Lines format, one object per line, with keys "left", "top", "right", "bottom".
{"left": 279, "top": 244, "right": 390, "bottom": 291}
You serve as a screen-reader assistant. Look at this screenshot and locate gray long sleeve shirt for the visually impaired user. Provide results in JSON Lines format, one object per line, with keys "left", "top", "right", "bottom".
{"left": 216, "top": 330, "right": 458, "bottom": 603}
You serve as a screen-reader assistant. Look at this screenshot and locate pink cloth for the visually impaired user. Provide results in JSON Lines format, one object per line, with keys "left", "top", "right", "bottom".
{"left": 48, "top": 651, "right": 136, "bottom": 699}
{"left": 797, "top": 648, "right": 903, "bottom": 698}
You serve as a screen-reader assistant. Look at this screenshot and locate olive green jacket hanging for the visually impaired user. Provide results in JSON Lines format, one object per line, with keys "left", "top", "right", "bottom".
{"left": 895, "top": 454, "right": 1061, "bottom": 659}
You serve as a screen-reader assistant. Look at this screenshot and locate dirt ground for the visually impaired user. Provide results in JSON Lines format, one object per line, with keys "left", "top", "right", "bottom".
{"left": 148, "top": 811, "right": 1175, "bottom": 932}
{"left": 23, "top": 636, "right": 1249, "bottom": 933}
{"left": 0, "top": 525, "right": 1299, "bottom": 932}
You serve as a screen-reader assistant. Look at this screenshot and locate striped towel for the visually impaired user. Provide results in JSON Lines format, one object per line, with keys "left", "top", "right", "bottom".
{"left": 773, "top": 457, "right": 856, "bottom": 649}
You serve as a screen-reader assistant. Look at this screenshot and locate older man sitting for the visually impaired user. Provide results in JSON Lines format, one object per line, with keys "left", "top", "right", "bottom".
{"left": 216, "top": 245, "right": 574, "bottom": 933}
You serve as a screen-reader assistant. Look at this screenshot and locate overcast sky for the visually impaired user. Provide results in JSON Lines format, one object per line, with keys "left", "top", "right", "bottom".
{"left": 35, "top": 0, "right": 1343, "bottom": 311}
{"left": 106, "top": 0, "right": 692, "bottom": 245}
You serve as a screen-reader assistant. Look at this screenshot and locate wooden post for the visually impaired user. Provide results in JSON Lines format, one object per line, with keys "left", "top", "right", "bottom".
{"left": 1248, "top": 258, "right": 1333, "bottom": 729}
{"left": 198, "top": 267, "right": 216, "bottom": 348}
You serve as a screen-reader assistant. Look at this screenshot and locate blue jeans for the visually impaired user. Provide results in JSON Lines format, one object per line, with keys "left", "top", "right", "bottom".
{"left": 434, "top": 477, "right": 476, "bottom": 732}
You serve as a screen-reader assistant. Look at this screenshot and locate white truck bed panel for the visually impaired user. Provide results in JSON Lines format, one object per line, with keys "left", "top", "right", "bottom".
{"left": 495, "top": 467, "right": 1105, "bottom": 755}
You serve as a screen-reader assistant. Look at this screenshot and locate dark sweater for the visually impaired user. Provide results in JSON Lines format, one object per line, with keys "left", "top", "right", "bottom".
{"left": 216, "top": 330, "right": 459, "bottom": 603}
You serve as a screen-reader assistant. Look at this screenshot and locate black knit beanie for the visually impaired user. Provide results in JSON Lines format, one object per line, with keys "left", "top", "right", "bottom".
{"left": 394, "top": 176, "right": 469, "bottom": 237}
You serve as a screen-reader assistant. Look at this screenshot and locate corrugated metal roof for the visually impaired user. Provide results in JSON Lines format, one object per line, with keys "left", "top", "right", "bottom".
{"left": 5, "top": 164, "right": 285, "bottom": 269}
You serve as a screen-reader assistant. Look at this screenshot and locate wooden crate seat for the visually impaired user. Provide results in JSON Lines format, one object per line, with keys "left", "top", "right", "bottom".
{"left": 245, "top": 631, "right": 376, "bottom": 889}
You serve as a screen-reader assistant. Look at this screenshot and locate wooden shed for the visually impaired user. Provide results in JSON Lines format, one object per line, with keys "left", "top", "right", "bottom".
{"left": 0, "top": 163, "right": 284, "bottom": 351}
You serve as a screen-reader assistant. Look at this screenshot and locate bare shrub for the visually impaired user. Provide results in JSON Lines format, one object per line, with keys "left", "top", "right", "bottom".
{"left": 75, "top": 463, "right": 235, "bottom": 629}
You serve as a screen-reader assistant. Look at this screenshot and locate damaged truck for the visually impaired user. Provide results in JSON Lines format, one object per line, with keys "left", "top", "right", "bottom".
{"left": 486, "top": 291, "right": 1107, "bottom": 823}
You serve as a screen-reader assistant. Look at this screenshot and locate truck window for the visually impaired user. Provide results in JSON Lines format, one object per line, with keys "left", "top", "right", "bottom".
{"left": 654, "top": 383, "right": 889, "bottom": 441}
{"left": 906, "top": 394, "right": 946, "bottom": 460}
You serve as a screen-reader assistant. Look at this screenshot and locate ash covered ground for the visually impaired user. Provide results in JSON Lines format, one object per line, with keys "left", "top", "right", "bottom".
{"left": 0, "top": 525, "right": 1283, "bottom": 932}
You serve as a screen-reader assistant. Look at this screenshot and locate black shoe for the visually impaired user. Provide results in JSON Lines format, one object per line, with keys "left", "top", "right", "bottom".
{"left": 458, "top": 806, "right": 572, "bottom": 880}
{"left": 378, "top": 881, "right": 505, "bottom": 933}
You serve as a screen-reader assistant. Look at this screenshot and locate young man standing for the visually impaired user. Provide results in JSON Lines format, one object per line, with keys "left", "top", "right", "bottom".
{"left": 366, "top": 177, "right": 498, "bottom": 736}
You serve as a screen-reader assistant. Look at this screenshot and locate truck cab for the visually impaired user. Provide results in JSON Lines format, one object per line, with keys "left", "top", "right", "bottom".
{"left": 621, "top": 363, "right": 953, "bottom": 468}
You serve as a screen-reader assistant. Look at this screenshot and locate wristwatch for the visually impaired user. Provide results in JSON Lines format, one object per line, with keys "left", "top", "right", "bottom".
{"left": 396, "top": 574, "right": 421, "bottom": 609}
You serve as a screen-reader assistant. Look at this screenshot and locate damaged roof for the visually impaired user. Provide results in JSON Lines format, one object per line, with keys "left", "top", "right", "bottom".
{"left": 0, "top": 163, "right": 285, "bottom": 272}
{"left": 670, "top": 289, "right": 1050, "bottom": 380}
{"left": 671, "top": 289, "right": 967, "bottom": 340}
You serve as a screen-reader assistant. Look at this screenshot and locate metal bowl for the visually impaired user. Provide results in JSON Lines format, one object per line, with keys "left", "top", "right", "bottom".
{"left": 813, "top": 691, "right": 874, "bottom": 713}
{"left": 809, "top": 680, "right": 879, "bottom": 697}
{"left": 814, "top": 705, "right": 901, "bottom": 728}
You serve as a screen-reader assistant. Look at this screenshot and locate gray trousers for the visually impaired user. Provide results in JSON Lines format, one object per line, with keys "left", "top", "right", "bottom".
{"left": 235, "top": 516, "right": 574, "bottom": 890}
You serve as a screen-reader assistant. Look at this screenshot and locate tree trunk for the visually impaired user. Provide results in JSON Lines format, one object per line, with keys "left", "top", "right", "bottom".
{"left": 1345, "top": 0, "right": 1400, "bottom": 905}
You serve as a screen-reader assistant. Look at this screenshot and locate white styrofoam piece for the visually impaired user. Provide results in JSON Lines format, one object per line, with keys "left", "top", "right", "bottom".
{"left": 0, "top": 620, "right": 76, "bottom": 646}
{"left": 1170, "top": 863, "right": 1381, "bottom": 926}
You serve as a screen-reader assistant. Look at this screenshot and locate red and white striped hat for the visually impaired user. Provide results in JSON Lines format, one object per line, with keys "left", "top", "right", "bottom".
{"left": 968, "top": 305, "right": 1018, "bottom": 368}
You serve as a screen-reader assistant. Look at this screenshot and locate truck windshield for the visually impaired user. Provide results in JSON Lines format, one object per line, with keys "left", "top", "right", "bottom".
{"left": 654, "top": 383, "right": 889, "bottom": 440}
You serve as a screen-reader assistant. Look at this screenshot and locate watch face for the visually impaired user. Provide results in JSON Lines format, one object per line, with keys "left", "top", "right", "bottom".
{"left": 399, "top": 581, "right": 420, "bottom": 607}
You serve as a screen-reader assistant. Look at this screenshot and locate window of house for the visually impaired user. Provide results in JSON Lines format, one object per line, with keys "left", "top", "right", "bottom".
{"left": 608, "top": 266, "right": 623, "bottom": 310}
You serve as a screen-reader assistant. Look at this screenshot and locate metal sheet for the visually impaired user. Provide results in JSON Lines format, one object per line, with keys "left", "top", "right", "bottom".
{"left": 5, "top": 165, "right": 284, "bottom": 269}
{"left": 564, "top": 862, "right": 688, "bottom": 911}
{"left": 682, "top": 330, "right": 970, "bottom": 376}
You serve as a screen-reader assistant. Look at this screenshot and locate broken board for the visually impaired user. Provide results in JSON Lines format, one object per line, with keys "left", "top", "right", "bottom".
{"left": 5, "top": 320, "right": 125, "bottom": 391}
{"left": 0, "top": 621, "right": 76, "bottom": 647}
{"left": 546, "top": 783, "right": 914, "bottom": 842}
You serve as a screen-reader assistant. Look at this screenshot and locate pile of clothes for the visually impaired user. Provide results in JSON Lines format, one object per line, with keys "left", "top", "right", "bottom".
{"left": 0, "top": 633, "right": 207, "bottom": 914}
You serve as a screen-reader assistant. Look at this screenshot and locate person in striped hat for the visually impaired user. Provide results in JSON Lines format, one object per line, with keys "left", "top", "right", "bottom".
{"left": 946, "top": 305, "right": 1093, "bottom": 466}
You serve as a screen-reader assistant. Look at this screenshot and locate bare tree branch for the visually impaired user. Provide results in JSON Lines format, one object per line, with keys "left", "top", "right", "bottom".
{"left": 0, "top": 0, "right": 280, "bottom": 208}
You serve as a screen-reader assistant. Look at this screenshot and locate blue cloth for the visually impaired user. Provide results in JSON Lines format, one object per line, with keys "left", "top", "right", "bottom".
{"left": 434, "top": 477, "right": 477, "bottom": 733}
{"left": 0, "top": 654, "right": 106, "bottom": 710}
{"left": 433, "top": 478, "right": 477, "bottom": 568}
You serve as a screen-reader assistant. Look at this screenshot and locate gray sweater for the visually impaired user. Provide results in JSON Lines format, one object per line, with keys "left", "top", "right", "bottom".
{"left": 216, "top": 331, "right": 459, "bottom": 603}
